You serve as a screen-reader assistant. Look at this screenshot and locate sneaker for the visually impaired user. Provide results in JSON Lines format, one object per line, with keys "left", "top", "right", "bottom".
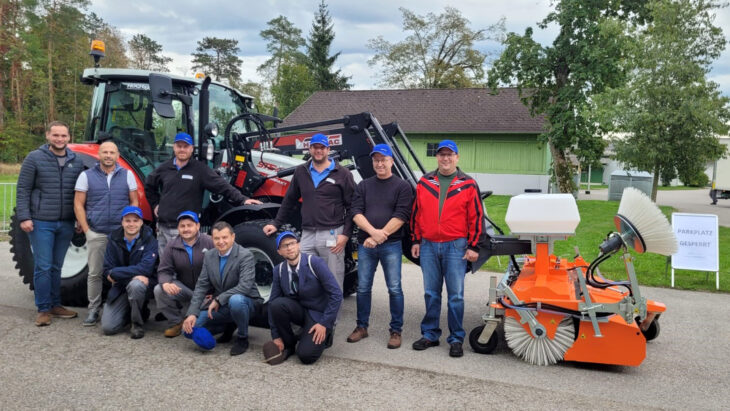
{"left": 50, "top": 306, "right": 77, "bottom": 319}
{"left": 230, "top": 337, "right": 249, "bottom": 356}
{"left": 35, "top": 312, "right": 52, "bottom": 327}
{"left": 412, "top": 337, "right": 439, "bottom": 351}
{"left": 449, "top": 342, "right": 464, "bottom": 358}
{"left": 82, "top": 310, "right": 100, "bottom": 327}
{"left": 346, "top": 326, "right": 368, "bottom": 343}
{"left": 130, "top": 324, "right": 145, "bottom": 339}
{"left": 164, "top": 322, "right": 183, "bottom": 338}
{"left": 387, "top": 331, "right": 402, "bottom": 349}
{"left": 262, "top": 341, "right": 287, "bottom": 365}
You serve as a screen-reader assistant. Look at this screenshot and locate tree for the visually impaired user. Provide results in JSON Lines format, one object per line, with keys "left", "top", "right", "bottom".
{"left": 128, "top": 34, "right": 171, "bottom": 71}
{"left": 306, "top": 1, "right": 350, "bottom": 90}
{"left": 488, "top": 1, "right": 649, "bottom": 193}
{"left": 191, "top": 37, "right": 242, "bottom": 82}
{"left": 367, "top": 7, "right": 504, "bottom": 89}
{"left": 257, "top": 16, "right": 306, "bottom": 87}
{"left": 239, "top": 80, "right": 274, "bottom": 117}
{"left": 270, "top": 63, "right": 316, "bottom": 118}
{"left": 595, "top": 0, "right": 730, "bottom": 201}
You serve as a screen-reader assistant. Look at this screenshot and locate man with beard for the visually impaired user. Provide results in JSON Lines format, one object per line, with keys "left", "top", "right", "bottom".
{"left": 75, "top": 141, "right": 139, "bottom": 326}
{"left": 16, "top": 121, "right": 84, "bottom": 326}
{"left": 262, "top": 231, "right": 342, "bottom": 365}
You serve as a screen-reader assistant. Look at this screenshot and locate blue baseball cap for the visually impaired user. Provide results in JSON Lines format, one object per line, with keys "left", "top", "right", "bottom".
{"left": 174, "top": 132, "right": 193, "bottom": 145}
{"left": 276, "top": 231, "right": 299, "bottom": 249}
{"left": 437, "top": 139, "right": 458, "bottom": 154}
{"left": 309, "top": 133, "right": 329, "bottom": 148}
{"left": 184, "top": 327, "right": 216, "bottom": 351}
{"left": 177, "top": 211, "right": 199, "bottom": 223}
{"left": 121, "top": 206, "right": 143, "bottom": 220}
{"left": 370, "top": 144, "right": 393, "bottom": 158}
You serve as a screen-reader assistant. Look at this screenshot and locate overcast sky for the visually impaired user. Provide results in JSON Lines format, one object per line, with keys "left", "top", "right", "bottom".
{"left": 88, "top": 0, "right": 730, "bottom": 95}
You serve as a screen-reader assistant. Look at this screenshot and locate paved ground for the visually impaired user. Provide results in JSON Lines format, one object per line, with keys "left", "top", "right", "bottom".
{"left": 578, "top": 188, "right": 730, "bottom": 227}
{"left": 1, "top": 242, "right": 729, "bottom": 409}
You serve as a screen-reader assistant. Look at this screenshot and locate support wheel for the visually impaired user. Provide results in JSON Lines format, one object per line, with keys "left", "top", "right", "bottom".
{"left": 641, "top": 319, "right": 660, "bottom": 341}
{"left": 469, "top": 324, "right": 499, "bottom": 354}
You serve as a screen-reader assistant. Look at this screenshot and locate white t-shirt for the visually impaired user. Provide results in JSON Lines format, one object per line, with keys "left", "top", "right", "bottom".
{"left": 75, "top": 168, "right": 138, "bottom": 192}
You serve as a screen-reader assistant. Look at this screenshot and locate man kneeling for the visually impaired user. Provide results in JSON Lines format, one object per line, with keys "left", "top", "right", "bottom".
{"left": 182, "top": 221, "right": 262, "bottom": 356}
{"left": 101, "top": 206, "right": 158, "bottom": 339}
{"left": 264, "top": 231, "right": 342, "bottom": 365}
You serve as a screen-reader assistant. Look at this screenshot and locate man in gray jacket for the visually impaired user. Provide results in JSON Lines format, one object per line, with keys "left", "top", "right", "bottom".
{"left": 182, "top": 221, "right": 262, "bottom": 356}
{"left": 16, "top": 121, "right": 84, "bottom": 326}
{"left": 154, "top": 211, "right": 214, "bottom": 338}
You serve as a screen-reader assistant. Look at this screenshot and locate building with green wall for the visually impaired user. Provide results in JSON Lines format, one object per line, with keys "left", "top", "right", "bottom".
{"left": 283, "top": 88, "right": 550, "bottom": 194}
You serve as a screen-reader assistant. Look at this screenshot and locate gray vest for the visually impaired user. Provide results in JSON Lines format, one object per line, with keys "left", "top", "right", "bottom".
{"left": 85, "top": 165, "right": 132, "bottom": 234}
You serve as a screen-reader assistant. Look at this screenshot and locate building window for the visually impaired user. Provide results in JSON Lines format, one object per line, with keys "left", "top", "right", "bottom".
{"left": 426, "top": 143, "right": 439, "bottom": 157}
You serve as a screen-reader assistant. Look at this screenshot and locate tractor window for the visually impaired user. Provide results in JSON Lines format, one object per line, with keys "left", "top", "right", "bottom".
{"left": 209, "top": 84, "right": 248, "bottom": 147}
{"left": 103, "top": 82, "right": 187, "bottom": 177}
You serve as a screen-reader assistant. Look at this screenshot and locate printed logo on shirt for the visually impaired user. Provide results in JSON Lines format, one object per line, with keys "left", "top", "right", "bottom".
{"left": 325, "top": 178, "right": 335, "bottom": 184}
{"left": 182, "top": 174, "right": 194, "bottom": 180}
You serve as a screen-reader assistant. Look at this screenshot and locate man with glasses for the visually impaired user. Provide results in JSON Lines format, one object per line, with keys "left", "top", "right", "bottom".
{"left": 410, "top": 140, "right": 486, "bottom": 358}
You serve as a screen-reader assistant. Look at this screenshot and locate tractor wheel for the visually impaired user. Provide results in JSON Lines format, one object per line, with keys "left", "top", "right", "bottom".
{"left": 9, "top": 210, "right": 89, "bottom": 307}
{"left": 469, "top": 324, "right": 499, "bottom": 354}
{"left": 641, "top": 319, "right": 660, "bottom": 341}
{"left": 232, "top": 220, "right": 283, "bottom": 303}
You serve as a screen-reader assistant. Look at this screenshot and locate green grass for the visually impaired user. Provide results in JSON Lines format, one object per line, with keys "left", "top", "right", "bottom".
{"left": 0, "top": 174, "right": 17, "bottom": 231}
{"left": 579, "top": 183, "right": 608, "bottom": 190}
{"left": 482, "top": 195, "right": 730, "bottom": 293}
{"left": 657, "top": 185, "right": 707, "bottom": 191}
{"left": 0, "top": 174, "right": 18, "bottom": 183}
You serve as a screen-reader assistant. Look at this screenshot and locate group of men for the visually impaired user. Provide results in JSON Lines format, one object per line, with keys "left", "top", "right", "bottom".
{"left": 17, "top": 122, "right": 485, "bottom": 364}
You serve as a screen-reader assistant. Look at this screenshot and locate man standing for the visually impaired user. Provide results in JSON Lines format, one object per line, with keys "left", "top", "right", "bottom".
{"left": 74, "top": 141, "right": 138, "bottom": 326}
{"left": 263, "top": 133, "right": 355, "bottom": 290}
{"left": 153, "top": 211, "right": 214, "bottom": 338}
{"left": 263, "top": 231, "right": 342, "bottom": 365}
{"left": 182, "top": 221, "right": 262, "bottom": 356}
{"left": 16, "top": 121, "right": 84, "bottom": 326}
{"left": 145, "top": 132, "right": 261, "bottom": 255}
{"left": 347, "top": 144, "right": 413, "bottom": 349}
{"left": 101, "top": 206, "right": 158, "bottom": 339}
{"left": 410, "top": 140, "right": 486, "bottom": 358}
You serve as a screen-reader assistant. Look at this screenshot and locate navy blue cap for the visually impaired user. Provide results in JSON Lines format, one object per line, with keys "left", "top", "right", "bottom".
{"left": 370, "top": 143, "right": 393, "bottom": 158}
{"left": 437, "top": 139, "right": 458, "bottom": 154}
{"left": 276, "top": 231, "right": 299, "bottom": 249}
{"left": 174, "top": 132, "right": 193, "bottom": 145}
{"left": 184, "top": 327, "right": 216, "bottom": 351}
{"left": 177, "top": 211, "right": 199, "bottom": 223}
{"left": 309, "top": 133, "right": 329, "bottom": 148}
{"left": 121, "top": 206, "right": 143, "bottom": 220}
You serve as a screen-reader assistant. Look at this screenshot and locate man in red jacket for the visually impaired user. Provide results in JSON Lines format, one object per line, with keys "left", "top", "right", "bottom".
{"left": 410, "top": 140, "right": 486, "bottom": 358}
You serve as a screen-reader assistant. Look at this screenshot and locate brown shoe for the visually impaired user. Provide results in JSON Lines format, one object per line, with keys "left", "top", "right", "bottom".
{"left": 346, "top": 326, "right": 368, "bottom": 343}
{"left": 164, "top": 322, "right": 183, "bottom": 338}
{"left": 49, "top": 306, "right": 77, "bottom": 319}
{"left": 387, "top": 331, "right": 402, "bottom": 349}
{"left": 35, "top": 312, "right": 52, "bottom": 326}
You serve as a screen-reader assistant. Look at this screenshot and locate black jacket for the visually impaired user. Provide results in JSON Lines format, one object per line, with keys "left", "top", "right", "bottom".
{"left": 103, "top": 225, "right": 158, "bottom": 303}
{"left": 16, "top": 144, "right": 83, "bottom": 222}
{"left": 144, "top": 159, "right": 248, "bottom": 225}
{"left": 157, "top": 233, "right": 214, "bottom": 290}
{"left": 272, "top": 160, "right": 356, "bottom": 236}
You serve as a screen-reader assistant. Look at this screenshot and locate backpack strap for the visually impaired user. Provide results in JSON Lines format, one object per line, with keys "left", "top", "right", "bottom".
{"left": 307, "top": 254, "right": 319, "bottom": 280}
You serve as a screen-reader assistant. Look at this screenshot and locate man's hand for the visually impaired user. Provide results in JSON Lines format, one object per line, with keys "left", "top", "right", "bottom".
{"left": 463, "top": 249, "right": 479, "bottom": 262}
{"left": 309, "top": 323, "right": 327, "bottom": 345}
{"left": 411, "top": 243, "right": 420, "bottom": 258}
{"left": 244, "top": 198, "right": 263, "bottom": 205}
{"left": 207, "top": 298, "right": 219, "bottom": 319}
{"left": 363, "top": 237, "right": 377, "bottom": 249}
{"left": 132, "top": 275, "right": 149, "bottom": 286}
{"left": 369, "top": 229, "right": 388, "bottom": 245}
{"left": 74, "top": 222, "right": 83, "bottom": 233}
{"left": 106, "top": 274, "right": 115, "bottom": 284}
{"left": 162, "top": 282, "right": 181, "bottom": 296}
{"left": 182, "top": 315, "right": 197, "bottom": 334}
{"left": 154, "top": 205, "right": 159, "bottom": 217}
{"left": 20, "top": 220, "right": 33, "bottom": 233}
{"left": 263, "top": 224, "right": 277, "bottom": 236}
{"left": 330, "top": 234, "right": 349, "bottom": 254}
{"left": 273, "top": 338, "right": 285, "bottom": 352}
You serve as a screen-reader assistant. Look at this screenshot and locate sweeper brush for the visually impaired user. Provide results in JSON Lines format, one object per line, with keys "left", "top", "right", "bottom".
{"left": 469, "top": 188, "right": 676, "bottom": 366}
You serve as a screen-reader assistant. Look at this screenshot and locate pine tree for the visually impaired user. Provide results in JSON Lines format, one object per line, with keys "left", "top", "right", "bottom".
{"left": 306, "top": 1, "right": 350, "bottom": 90}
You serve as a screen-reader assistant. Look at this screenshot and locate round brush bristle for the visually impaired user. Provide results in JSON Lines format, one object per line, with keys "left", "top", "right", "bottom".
{"left": 618, "top": 188, "right": 678, "bottom": 256}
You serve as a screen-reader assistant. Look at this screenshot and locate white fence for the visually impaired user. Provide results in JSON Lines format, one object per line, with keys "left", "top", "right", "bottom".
{"left": 1, "top": 183, "right": 17, "bottom": 233}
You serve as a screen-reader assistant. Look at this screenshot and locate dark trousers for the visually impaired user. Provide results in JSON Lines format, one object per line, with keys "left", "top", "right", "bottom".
{"left": 269, "top": 297, "right": 330, "bottom": 365}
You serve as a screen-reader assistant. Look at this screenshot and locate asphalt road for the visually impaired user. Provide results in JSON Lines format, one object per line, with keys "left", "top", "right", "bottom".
{"left": 1, "top": 241, "right": 729, "bottom": 410}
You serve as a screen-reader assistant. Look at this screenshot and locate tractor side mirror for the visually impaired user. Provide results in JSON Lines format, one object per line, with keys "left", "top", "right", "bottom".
{"left": 204, "top": 122, "right": 219, "bottom": 138}
{"left": 149, "top": 73, "right": 175, "bottom": 118}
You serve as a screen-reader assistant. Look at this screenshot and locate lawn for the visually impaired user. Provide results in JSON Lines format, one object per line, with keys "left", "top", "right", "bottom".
{"left": 481, "top": 195, "right": 729, "bottom": 293}
{"left": 0, "top": 174, "right": 17, "bottom": 231}
{"left": 657, "top": 185, "right": 707, "bottom": 191}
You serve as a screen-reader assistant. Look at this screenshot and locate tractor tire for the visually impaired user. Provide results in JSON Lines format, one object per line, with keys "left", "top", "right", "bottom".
{"left": 469, "top": 324, "right": 499, "bottom": 354}
{"left": 9, "top": 210, "right": 89, "bottom": 307}
{"left": 232, "top": 220, "right": 283, "bottom": 303}
{"left": 641, "top": 319, "right": 660, "bottom": 342}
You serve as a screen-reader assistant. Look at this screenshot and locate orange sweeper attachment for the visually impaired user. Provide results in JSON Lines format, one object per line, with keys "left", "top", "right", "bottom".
{"left": 469, "top": 187, "right": 677, "bottom": 366}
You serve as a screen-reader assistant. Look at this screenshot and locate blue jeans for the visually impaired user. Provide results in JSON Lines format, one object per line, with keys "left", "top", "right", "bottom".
{"left": 419, "top": 238, "right": 468, "bottom": 344}
{"left": 195, "top": 294, "right": 256, "bottom": 338}
{"left": 28, "top": 219, "right": 75, "bottom": 312}
{"left": 356, "top": 241, "right": 404, "bottom": 332}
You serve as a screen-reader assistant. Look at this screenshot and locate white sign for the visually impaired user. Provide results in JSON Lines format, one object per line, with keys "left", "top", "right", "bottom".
{"left": 671, "top": 213, "right": 719, "bottom": 289}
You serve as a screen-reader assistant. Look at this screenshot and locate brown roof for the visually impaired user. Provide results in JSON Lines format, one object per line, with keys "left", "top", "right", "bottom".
{"left": 282, "top": 88, "right": 547, "bottom": 134}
